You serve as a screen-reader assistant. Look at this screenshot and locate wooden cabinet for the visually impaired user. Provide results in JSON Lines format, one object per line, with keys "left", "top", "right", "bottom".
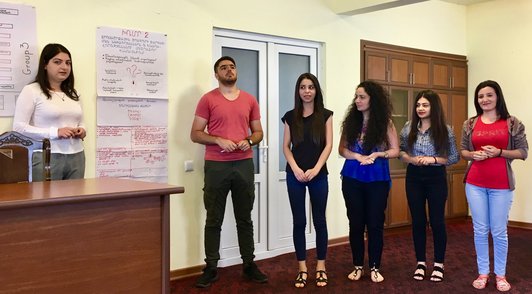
{"left": 365, "top": 50, "right": 430, "bottom": 88}
{"left": 448, "top": 171, "right": 468, "bottom": 217}
{"left": 432, "top": 59, "right": 467, "bottom": 91}
{"left": 365, "top": 51, "right": 388, "bottom": 84}
{"left": 389, "top": 54, "right": 430, "bottom": 88}
{"left": 387, "top": 176, "right": 410, "bottom": 227}
{"left": 362, "top": 40, "right": 469, "bottom": 228}
{"left": 435, "top": 91, "right": 468, "bottom": 168}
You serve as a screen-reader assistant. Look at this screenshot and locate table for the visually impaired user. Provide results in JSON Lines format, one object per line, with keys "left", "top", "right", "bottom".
{"left": 0, "top": 177, "right": 183, "bottom": 293}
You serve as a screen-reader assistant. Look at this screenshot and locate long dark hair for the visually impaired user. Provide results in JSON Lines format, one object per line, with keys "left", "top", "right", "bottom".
{"left": 407, "top": 90, "right": 449, "bottom": 156}
{"left": 340, "top": 80, "right": 392, "bottom": 152}
{"left": 291, "top": 73, "right": 325, "bottom": 146}
{"left": 473, "top": 80, "right": 509, "bottom": 119}
{"left": 35, "top": 43, "right": 79, "bottom": 100}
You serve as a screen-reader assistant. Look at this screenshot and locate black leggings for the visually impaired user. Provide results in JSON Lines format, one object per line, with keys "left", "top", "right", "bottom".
{"left": 406, "top": 165, "right": 448, "bottom": 263}
{"left": 342, "top": 177, "right": 389, "bottom": 268}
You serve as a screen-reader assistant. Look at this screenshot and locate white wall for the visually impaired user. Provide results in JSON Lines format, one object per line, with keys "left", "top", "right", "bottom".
{"left": 3, "top": 0, "right": 526, "bottom": 272}
{"left": 467, "top": 0, "right": 532, "bottom": 223}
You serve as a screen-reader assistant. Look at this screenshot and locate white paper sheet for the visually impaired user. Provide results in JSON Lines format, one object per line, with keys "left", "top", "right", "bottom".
{"left": 0, "top": 3, "right": 37, "bottom": 116}
{"left": 96, "top": 26, "right": 167, "bottom": 99}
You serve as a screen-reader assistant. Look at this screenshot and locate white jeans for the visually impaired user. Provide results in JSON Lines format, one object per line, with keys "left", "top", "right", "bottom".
{"left": 465, "top": 183, "right": 513, "bottom": 276}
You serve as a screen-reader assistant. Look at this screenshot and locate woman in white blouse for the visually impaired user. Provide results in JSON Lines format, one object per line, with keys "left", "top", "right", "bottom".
{"left": 13, "top": 43, "right": 85, "bottom": 181}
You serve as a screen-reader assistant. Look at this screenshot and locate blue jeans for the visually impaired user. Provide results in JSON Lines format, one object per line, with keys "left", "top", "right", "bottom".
{"left": 465, "top": 183, "right": 513, "bottom": 276}
{"left": 286, "top": 172, "right": 329, "bottom": 261}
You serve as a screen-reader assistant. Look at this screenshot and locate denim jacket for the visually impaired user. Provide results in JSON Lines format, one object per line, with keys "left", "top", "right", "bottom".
{"left": 460, "top": 115, "right": 528, "bottom": 190}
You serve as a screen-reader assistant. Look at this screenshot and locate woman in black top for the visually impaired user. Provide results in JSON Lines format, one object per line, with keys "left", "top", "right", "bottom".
{"left": 282, "top": 73, "right": 333, "bottom": 288}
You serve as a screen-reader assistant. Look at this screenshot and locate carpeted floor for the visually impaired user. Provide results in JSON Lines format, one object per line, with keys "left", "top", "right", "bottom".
{"left": 171, "top": 220, "right": 532, "bottom": 293}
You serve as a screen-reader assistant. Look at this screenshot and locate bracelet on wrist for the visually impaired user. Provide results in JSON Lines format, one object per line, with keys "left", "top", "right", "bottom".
{"left": 433, "top": 156, "right": 437, "bottom": 164}
{"left": 498, "top": 149, "right": 503, "bottom": 157}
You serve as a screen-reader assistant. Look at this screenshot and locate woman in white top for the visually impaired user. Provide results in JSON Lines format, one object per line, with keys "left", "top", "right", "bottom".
{"left": 13, "top": 43, "right": 85, "bottom": 181}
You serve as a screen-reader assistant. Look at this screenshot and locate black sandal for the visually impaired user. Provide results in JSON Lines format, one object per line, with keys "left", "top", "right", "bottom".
{"left": 316, "top": 270, "right": 328, "bottom": 287}
{"left": 430, "top": 266, "right": 444, "bottom": 282}
{"left": 413, "top": 263, "right": 426, "bottom": 281}
{"left": 294, "top": 271, "right": 307, "bottom": 288}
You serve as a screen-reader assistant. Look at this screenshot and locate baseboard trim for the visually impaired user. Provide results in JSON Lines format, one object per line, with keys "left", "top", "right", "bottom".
{"left": 508, "top": 220, "right": 532, "bottom": 230}
{"left": 171, "top": 265, "right": 204, "bottom": 281}
{"left": 170, "top": 217, "right": 531, "bottom": 281}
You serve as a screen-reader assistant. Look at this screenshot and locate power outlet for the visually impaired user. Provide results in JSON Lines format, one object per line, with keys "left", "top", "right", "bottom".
{"left": 184, "top": 160, "right": 194, "bottom": 172}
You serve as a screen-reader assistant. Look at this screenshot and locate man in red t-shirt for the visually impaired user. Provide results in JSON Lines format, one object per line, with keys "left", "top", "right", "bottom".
{"left": 190, "top": 56, "right": 267, "bottom": 288}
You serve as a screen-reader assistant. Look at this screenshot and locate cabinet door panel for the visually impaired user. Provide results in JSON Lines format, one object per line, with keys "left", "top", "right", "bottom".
{"left": 437, "top": 91, "right": 450, "bottom": 122}
{"left": 366, "top": 52, "right": 388, "bottom": 83}
{"left": 451, "top": 63, "right": 467, "bottom": 90}
{"left": 450, "top": 172, "right": 468, "bottom": 217}
{"left": 389, "top": 87, "right": 410, "bottom": 171}
{"left": 387, "top": 177, "right": 409, "bottom": 227}
{"left": 432, "top": 61, "right": 450, "bottom": 88}
{"left": 451, "top": 93, "right": 468, "bottom": 168}
{"left": 389, "top": 55, "right": 410, "bottom": 85}
{"left": 412, "top": 57, "right": 430, "bottom": 87}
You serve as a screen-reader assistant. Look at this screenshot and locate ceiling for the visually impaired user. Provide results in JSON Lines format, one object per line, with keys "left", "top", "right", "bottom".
{"left": 325, "top": 0, "right": 493, "bottom": 15}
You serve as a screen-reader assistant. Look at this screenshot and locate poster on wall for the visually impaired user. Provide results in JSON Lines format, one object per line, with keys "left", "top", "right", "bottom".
{"left": 96, "top": 26, "right": 169, "bottom": 183}
{"left": 96, "top": 97, "right": 168, "bottom": 183}
{"left": 96, "top": 26, "right": 167, "bottom": 99}
{"left": 0, "top": 2, "right": 37, "bottom": 116}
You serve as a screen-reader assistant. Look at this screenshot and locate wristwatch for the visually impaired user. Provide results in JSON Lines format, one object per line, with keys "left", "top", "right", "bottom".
{"left": 247, "top": 138, "right": 253, "bottom": 146}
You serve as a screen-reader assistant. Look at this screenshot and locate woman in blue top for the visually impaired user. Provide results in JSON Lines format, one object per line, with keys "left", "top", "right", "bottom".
{"left": 339, "top": 80, "right": 399, "bottom": 283}
{"left": 282, "top": 73, "right": 333, "bottom": 288}
{"left": 399, "top": 90, "right": 459, "bottom": 283}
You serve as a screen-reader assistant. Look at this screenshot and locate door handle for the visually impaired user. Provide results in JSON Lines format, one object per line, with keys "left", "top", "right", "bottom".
{"left": 259, "top": 145, "right": 268, "bottom": 162}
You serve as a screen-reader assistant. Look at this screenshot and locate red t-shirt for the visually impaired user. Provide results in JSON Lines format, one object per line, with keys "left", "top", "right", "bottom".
{"left": 195, "top": 88, "right": 261, "bottom": 161}
{"left": 466, "top": 118, "right": 509, "bottom": 189}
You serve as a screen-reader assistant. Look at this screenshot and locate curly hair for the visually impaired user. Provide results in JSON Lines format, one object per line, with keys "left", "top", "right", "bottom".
{"left": 340, "top": 80, "right": 392, "bottom": 152}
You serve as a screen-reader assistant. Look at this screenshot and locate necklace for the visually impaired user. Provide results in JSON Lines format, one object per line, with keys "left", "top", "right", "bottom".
{"left": 53, "top": 91, "right": 65, "bottom": 101}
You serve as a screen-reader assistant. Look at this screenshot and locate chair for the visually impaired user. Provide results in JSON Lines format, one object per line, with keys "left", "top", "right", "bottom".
{"left": 0, "top": 131, "right": 51, "bottom": 183}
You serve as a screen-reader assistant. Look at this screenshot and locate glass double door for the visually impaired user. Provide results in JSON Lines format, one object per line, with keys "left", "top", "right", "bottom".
{"left": 213, "top": 31, "right": 320, "bottom": 266}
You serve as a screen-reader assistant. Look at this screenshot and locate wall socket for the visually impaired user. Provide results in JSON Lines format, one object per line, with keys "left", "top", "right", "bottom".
{"left": 184, "top": 160, "right": 194, "bottom": 172}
